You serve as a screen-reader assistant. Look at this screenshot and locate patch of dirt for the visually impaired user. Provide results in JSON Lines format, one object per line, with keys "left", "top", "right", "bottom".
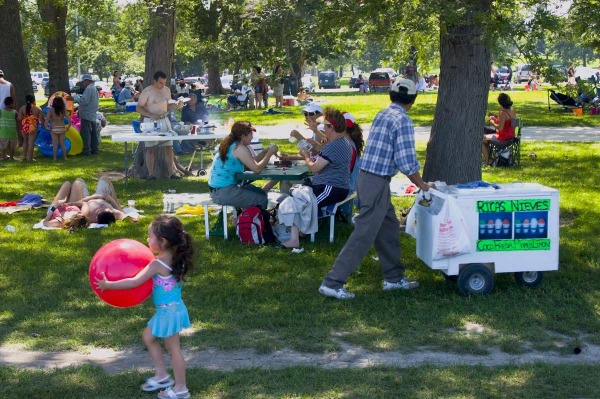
{"left": 2, "top": 337, "right": 599, "bottom": 374}
{"left": 97, "top": 171, "right": 125, "bottom": 181}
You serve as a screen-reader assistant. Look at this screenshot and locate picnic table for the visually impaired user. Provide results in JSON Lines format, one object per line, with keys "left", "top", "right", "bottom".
{"left": 111, "top": 130, "right": 228, "bottom": 186}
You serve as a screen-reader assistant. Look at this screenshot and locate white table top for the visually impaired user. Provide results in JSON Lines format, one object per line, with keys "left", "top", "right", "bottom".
{"left": 111, "top": 132, "right": 228, "bottom": 143}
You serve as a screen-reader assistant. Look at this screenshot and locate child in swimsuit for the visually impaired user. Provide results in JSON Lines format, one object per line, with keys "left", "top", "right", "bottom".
{"left": 17, "top": 94, "right": 44, "bottom": 162}
{"left": 44, "top": 96, "right": 71, "bottom": 161}
{"left": 95, "top": 215, "right": 195, "bottom": 399}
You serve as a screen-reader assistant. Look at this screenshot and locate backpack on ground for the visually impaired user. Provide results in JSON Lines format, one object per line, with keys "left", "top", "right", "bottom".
{"left": 236, "top": 206, "right": 275, "bottom": 245}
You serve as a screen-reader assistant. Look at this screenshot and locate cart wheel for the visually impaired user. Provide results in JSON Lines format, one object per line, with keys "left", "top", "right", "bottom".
{"left": 514, "top": 271, "right": 544, "bottom": 287}
{"left": 197, "top": 169, "right": 206, "bottom": 176}
{"left": 457, "top": 264, "right": 494, "bottom": 295}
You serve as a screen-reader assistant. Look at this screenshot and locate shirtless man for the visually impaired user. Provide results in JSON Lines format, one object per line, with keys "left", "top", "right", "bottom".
{"left": 136, "top": 70, "right": 184, "bottom": 179}
{"left": 78, "top": 176, "right": 130, "bottom": 224}
{"left": 46, "top": 176, "right": 134, "bottom": 227}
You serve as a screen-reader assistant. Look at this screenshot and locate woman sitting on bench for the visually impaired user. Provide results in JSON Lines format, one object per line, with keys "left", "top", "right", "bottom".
{"left": 208, "top": 121, "right": 279, "bottom": 210}
{"left": 482, "top": 93, "right": 517, "bottom": 166}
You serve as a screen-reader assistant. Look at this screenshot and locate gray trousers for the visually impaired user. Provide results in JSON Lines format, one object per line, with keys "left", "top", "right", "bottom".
{"left": 323, "top": 170, "right": 405, "bottom": 289}
{"left": 210, "top": 184, "right": 268, "bottom": 210}
{"left": 80, "top": 119, "right": 99, "bottom": 155}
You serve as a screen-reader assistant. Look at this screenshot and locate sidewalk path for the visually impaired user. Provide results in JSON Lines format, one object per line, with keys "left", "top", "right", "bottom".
{"left": 2, "top": 339, "right": 599, "bottom": 373}
{"left": 103, "top": 124, "right": 600, "bottom": 142}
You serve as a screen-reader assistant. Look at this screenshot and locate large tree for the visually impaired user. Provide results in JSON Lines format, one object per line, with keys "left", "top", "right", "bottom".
{"left": 423, "top": 1, "right": 492, "bottom": 184}
{"left": 0, "top": 0, "right": 34, "bottom": 106}
{"left": 37, "top": 0, "right": 70, "bottom": 94}
{"left": 143, "top": 0, "right": 176, "bottom": 88}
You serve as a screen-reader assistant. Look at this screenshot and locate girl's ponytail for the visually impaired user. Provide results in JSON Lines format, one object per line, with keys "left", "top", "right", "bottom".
{"left": 172, "top": 230, "right": 194, "bottom": 282}
{"left": 25, "top": 94, "right": 35, "bottom": 116}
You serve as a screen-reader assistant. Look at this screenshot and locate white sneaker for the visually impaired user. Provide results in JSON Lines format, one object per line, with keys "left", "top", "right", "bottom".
{"left": 318, "top": 284, "right": 355, "bottom": 300}
{"left": 383, "top": 277, "right": 419, "bottom": 291}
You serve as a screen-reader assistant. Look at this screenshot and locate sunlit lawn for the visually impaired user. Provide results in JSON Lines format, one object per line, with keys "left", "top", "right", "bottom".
{"left": 1, "top": 93, "right": 599, "bottom": 397}
{"left": 103, "top": 86, "right": 599, "bottom": 128}
{"left": 0, "top": 139, "right": 598, "bottom": 355}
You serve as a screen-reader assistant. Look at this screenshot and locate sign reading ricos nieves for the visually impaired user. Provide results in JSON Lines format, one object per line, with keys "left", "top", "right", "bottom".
{"left": 475, "top": 198, "right": 551, "bottom": 252}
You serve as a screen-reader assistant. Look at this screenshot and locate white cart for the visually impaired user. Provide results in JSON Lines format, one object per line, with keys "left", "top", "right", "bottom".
{"left": 415, "top": 183, "right": 559, "bottom": 295}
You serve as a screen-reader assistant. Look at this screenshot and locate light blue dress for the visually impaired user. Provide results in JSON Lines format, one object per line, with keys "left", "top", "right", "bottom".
{"left": 147, "top": 259, "right": 190, "bottom": 338}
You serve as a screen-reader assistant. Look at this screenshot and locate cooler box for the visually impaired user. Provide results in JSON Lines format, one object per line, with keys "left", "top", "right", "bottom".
{"left": 283, "top": 96, "right": 296, "bottom": 106}
{"left": 415, "top": 183, "right": 559, "bottom": 293}
{"left": 126, "top": 102, "right": 138, "bottom": 112}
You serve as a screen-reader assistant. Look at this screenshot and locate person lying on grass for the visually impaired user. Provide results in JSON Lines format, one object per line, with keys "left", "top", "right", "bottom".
{"left": 43, "top": 176, "right": 136, "bottom": 228}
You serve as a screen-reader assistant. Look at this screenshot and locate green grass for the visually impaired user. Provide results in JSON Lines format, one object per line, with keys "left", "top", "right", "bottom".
{"left": 102, "top": 89, "right": 600, "bottom": 128}
{"left": 2, "top": 97, "right": 599, "bottom": 395}
{"left": 2, "top": 363, "right": 600, "bottom": 398}
{"left": 0, "top": 140, "right": 598, "bottom": 356}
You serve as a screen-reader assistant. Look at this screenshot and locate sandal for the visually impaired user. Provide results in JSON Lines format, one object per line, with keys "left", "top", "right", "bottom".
{"left": 141, "top": 375, "right": 175, "bottom": 392}
{"left": 157, "top": 387, "right": 191, "bottom": 399}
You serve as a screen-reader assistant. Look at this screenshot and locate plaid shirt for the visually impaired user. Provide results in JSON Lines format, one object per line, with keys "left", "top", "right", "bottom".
{"left": 360, "top": 102, "right": 420, "bottom": 177}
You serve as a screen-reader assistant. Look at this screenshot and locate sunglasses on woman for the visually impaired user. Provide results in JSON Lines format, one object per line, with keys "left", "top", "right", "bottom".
{"left": 302, "top": 111, "right": 318, "bottom": 116}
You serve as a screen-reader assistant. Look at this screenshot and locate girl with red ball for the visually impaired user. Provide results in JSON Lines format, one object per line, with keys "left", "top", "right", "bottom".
{"left": 95, "top": 215, "right": 194, "bottom": 399}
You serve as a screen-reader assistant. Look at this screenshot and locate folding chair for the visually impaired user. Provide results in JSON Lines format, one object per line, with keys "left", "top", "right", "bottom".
{"left": 547, "top": 89, "right": 580, "bottom": 111}
{"left": 489, "top": 118, "right": 522, "bottom": 167}
{"left": 310, "top": 192, "right": 357, "bottom": 243}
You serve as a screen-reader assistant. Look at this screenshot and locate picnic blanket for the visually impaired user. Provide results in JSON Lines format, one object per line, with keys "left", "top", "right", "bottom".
{"left": 33, "top": 206, "right": 141, "bottom": 230}
{"left": 389, "top": 177, "right": 418, "bottom": 196}
{"left": 163, "top": 193, "right": 214, "bottom": 214}
{"left": 164, "top": 192, "right": 282, "bottom": 215}
{"left": 0, "top": 194, "right": 49, "bottom": 214}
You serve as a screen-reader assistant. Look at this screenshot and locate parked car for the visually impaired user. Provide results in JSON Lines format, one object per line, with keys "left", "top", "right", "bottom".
{"left": 94, "top": 81, "right": 112, "bottom": 98}
{"left": 368, "top": 71, "right": 392, "bottom": 92}
{"left": 514, "top": 64, "right": 533, "bottom": 83}
{"left": 31, "top": 71, "right": 49, "bottom": 85}
{"left": 575, "top": 66, "right": 600, "bottom": 82}
{"left": 301, "top": 74, "right": 315, "bottom": 92}
{"left": 41, "top": 77, "right": 50, "bottom": 88}
{"left": 549, "top": 65, "right": 568, "bottom": 82}
{"left": 318, "top": 71, "right": 339, "bottom": 89}
{"left": 44, "top": 80, "right": 80, "bottom": 97}
{"left": 349, "top": 76, "right": 363, "bottom": 88}
{"left": 496, "top": 66, "right": 510, "bottom": 82}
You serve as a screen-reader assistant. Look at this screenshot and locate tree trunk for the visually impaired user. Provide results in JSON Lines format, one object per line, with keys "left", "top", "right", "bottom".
{"left": 423, "top": 22, "right": 491, "bottom": 185}
{"left": 0, "top": 0, "right": 33, "bottom": 107}
{"left": 206, "top": 52, "right": 225, "bottom": 95}
{"left": 38, "top": 0, "right": 70, "bottom": 95}
{"left": 143, "top": 0, "right": 176, "bottom": 89}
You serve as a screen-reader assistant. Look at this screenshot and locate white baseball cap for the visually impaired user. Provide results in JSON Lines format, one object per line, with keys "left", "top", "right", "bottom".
{"left": 390, "top": 78, "right": 417, "bottom": 95}
{"left": 301, "top": 102, "right": 322, "bottom": 114}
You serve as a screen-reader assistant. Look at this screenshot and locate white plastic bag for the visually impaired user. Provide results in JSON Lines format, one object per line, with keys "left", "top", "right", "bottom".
{"left": 405, "top": 191, "right": 424, "bottom": 238}
{"left": 433, "top": 195, "right": 471, "bottom": 259}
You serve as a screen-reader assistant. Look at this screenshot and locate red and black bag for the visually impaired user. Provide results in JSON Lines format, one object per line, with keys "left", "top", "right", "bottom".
{"left": 236, "top": 206, "right": 275, "bottom": 245}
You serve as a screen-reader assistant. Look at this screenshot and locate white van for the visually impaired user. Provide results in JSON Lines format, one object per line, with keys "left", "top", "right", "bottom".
{"left": 31, "top": 71, "right": 49, "bottom": 85}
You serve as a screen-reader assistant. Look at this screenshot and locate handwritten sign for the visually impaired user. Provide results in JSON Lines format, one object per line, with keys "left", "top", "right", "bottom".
{"left": 476, "top": 239, "right": 551, "bottom": 252}
{"left": 476, "top": 199, "right": 551, "bottom": 213}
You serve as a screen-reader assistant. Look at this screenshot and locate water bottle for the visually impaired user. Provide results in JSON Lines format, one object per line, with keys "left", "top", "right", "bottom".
{"left": 297, "top": 140, "right": 312, "bottom": 153}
